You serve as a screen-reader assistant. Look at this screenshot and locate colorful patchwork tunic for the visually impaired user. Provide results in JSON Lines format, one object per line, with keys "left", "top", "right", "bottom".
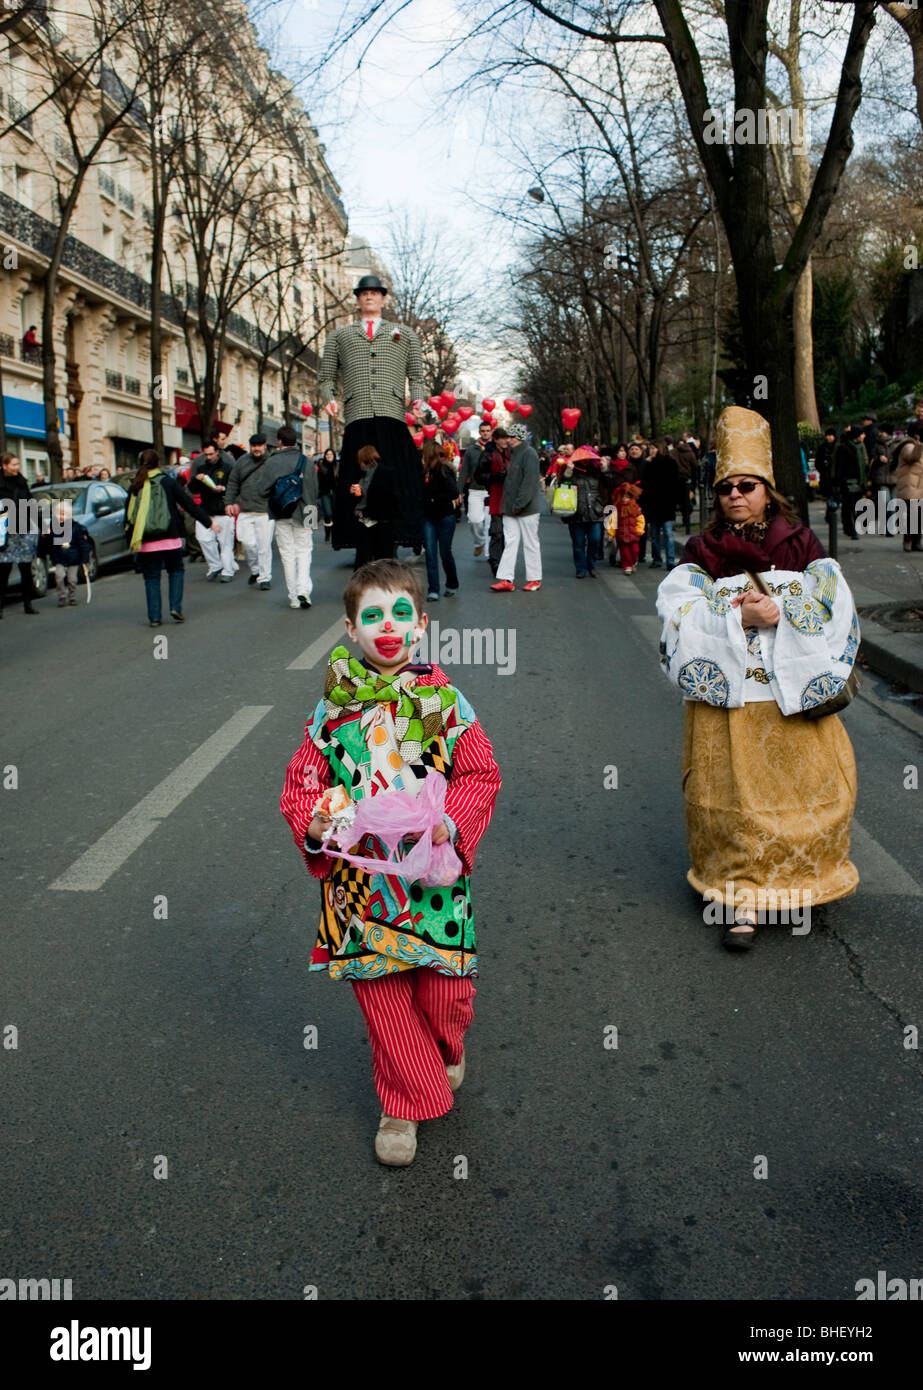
{"left": 281, "top": 649, "right": 501, "bottom": 980}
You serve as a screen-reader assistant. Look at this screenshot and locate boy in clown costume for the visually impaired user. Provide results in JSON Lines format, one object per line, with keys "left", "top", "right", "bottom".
{"left": 281, "top": 558, "right": 501, "bottom": 1165}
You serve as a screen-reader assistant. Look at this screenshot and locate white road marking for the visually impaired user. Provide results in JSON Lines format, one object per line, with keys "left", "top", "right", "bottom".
{"left": 849, "top": 822, "right": 921, "bottom": 897}
{"left": 599, "top": 570, "right": 645, "bottom": 599}
{"left": 51, "top": 705, "right": 273, "bottom": 891}
{"left": 631, "top": 613, "right": 663, "bottom": 643}
{"left": 287, "top": 617, "right": 347, "bottom": 670}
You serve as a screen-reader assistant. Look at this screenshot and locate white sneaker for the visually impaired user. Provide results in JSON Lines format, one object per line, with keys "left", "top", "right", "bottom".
{"left": 288, "top": 598, "right": 301, "bottom": 609}
{"left": 375, "top": 1114, "right": 418, "bottom": 1166}
{"left": 446, "top": 1050, "right": 465, "bottom": 1092}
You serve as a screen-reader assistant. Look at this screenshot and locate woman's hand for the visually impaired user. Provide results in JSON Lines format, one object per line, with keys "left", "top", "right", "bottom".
{"left": 733, "top": 592, "right": 779, "bottom": 628}
{"left": 349, "top": 483, "right": 362, "bottom": 496}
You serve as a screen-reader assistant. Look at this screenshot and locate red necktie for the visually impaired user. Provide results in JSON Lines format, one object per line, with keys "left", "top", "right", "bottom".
{"left": 366, "top": 320, "right": 374, "bottom": 341}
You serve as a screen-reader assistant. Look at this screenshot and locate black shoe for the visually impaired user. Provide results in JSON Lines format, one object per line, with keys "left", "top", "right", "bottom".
{"left": 170, "top": 610, "right": 184, "bottom": 622}
{"left": 588, "top": 569, "right": 598, "bottom": 578}
{"left": 248, "top": 574, "right": 258, "bottom": 585}
{"left": 220, "top": 575, "right": 233, "bottom": 583}
{"left": 298, "top": 595, "right": 311, "bottom": 608}
{"left": 259, "top": 581, "right": 270, "bottom": 591}
{"left": 722, "top": 922, "right": 756, "bottom": 951}
{"left": 24, "top": 603, "right": 40, "bottom": 614}
{"left": 206, "top": 570, "right": 220, "bottom": 582}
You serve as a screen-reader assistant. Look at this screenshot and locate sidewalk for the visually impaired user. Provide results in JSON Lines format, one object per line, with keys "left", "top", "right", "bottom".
{"left": 806, "top": 499, "right": 923, "bottom": 695}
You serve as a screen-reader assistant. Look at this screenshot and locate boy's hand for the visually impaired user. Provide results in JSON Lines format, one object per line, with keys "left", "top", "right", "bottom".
{"left": 307, "top": 814, "right": 333, "bottom": 842}
{"left": 403, "top": 821, "right": 451, "bottom": 847}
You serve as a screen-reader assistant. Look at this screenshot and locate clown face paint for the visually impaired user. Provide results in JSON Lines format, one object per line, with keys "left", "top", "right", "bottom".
{"left": 344, "top": 585, "right": 428, "bottom": 677}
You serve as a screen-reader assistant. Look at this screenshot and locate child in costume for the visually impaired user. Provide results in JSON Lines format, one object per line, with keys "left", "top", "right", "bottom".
{"left": 613, "top": 478, "right": 644, "bottom": 573}
{"left": 280, "top": 558, "right": 501, "bottom": 1165}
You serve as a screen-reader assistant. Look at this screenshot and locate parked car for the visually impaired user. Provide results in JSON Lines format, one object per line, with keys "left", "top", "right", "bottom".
{"left": 26, "top": 481, "right": 132, "bottom": 592}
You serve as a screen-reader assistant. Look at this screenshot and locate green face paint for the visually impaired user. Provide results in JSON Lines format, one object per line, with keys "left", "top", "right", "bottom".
{"left": 392, "top": 597, "right": 414, "bottom": 621}
{"left": 359, "top": 606, "right": 384, "bottom": 626}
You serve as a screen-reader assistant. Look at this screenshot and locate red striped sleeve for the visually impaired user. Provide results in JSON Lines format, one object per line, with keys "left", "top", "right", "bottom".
{"left": 444, "top": 721, "right": 501, "bottom": 875}
{"left": 280, "top": 723, "right": 334, "bottom": 880}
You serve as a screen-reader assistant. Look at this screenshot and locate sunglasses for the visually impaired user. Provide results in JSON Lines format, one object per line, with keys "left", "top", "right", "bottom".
{"left": 715, "top": 478, "right": 762, "bottom": 496}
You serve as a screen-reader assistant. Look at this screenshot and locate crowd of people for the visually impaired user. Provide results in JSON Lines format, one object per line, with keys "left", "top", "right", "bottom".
{"left": 812, "top": 413, "right": 923, "bottom": 549}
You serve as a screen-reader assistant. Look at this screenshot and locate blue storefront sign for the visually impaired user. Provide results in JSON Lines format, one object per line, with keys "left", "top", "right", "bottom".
{"left": 2, "top": 395, "right": 65, "bottom": 438}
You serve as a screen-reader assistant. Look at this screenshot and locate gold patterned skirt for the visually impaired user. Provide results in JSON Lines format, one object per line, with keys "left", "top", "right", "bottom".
{"left": 682, "top": 701, "right": 859, "bottom": 908}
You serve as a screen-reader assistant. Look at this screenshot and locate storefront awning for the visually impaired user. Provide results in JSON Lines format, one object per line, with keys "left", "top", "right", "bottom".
{"left": 2, "top": 395, "right": 64, "bottom": 438}
{"left": 174, "top": 395, "right": 231, "bottom": 436}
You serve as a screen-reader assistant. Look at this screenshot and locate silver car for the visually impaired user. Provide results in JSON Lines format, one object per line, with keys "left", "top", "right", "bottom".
{"left": 28, "top": 481, "right": 133, "bottom": 594}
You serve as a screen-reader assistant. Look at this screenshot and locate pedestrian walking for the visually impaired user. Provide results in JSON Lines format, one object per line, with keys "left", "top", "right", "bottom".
{"left": 190, "top": 442, "right": 237, "bottom": 581}
{"left": 486, "top": 428, "right": 509, "bottom": 576}
{"left": 459, "top": 421, "right": 492, "bottom": 557}
{"left": 351, "top": 443, "right": 399, "bottom": 568}
{"left": 421, "top": 438, "right": 460, "bottom": 600}
{"left": 319, "top": 274, "right": 426, "bottom": 555}
{"left": 491, "top": 423, "right": 543, "bottom": 592}
{"left": 39, "top": 499, "right": 90, "bottom": 606}
{"left": 317, "top": 448, "right": 338, "bottom": 541}
{"left": 0, "top": 453, "right": 41, "bottom": 618}
{"left": 833, "top": 426, "right": 866, "bottom": 540}
{"left": 559, "top": 444, "right": 604, "bottom": 579}
{"left": 125, "top": 449, "right": 220, "bottom": 626}
{"left": 673, "top": 433, "right": 698, "bottom": 533}
{"left": 280, "top": 558, "right": 501, "bottom": 1165}
{"left": 223, "top": 433, "right": 292, "bottom": 591}
{"left": 656, "top": 406, "right": 860, "bottom": 950}
{"left": 642, "top": 440, "right": 680, "bottom": 568}
{"left": 612, "top": 478, "right": 644, "bottom": 573}
{"left": 894, "top": 421, "right": 923, "bottom": 552}
{"left": 270, "top": 424, "right": 318, "bottom": 610}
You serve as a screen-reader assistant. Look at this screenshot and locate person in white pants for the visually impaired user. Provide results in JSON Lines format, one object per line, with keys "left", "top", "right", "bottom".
{"left": 191, "top": 443, "right": 237, "bottom": 580}
{"left": 270, "top": 424, "right": 320, "bottom": 609}
{"left": 224, "top": 434, "right": 276, "bottom": 588}
{"left": 459, "top": 422, "right": 492, "bottom": 557}
{"left": 491, "top": 422, "right": 544, "bottom": 592}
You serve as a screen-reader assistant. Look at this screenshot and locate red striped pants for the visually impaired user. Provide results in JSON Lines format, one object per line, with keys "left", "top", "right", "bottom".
{"left": 351, "top": 969, "right": 476, "bottom": 1121}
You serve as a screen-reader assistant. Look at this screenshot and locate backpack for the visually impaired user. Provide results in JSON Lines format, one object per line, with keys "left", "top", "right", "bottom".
{"left": 268, "top": 453, "right": 307, "bottom": 519}
{"left": 141, "top": 474, "right": 172, "bottom": 541}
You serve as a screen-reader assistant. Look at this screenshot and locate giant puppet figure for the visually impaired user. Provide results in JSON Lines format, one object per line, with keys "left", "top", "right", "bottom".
{"left": 319, "top": 274, "right": 426, "bottom": 553}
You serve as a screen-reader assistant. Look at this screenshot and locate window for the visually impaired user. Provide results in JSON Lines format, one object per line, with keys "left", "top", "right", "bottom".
{"left": 14, "top": 166, "right": 32, "bottom": 208}
{"left": 101, "top": 224, "right": 114, "bottom": 257}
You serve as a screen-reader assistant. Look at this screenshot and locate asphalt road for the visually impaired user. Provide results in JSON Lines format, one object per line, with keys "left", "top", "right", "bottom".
{"left": 2, "top": 516, "right": 922, "bottom": 1301}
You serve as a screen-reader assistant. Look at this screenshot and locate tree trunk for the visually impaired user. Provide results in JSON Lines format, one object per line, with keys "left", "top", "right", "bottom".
{"left": 149, "top": 203, "right": 166, "bottom": 458}
{"left": 792, "top": 258, "right": 820, "bottom": 428}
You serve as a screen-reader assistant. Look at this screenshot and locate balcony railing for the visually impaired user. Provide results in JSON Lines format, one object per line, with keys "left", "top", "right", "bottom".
{"left": 0, "top": 333, "right": 14, "bottom": 358}
{"left": 124, "top": 375, "right": 141, "bottom": 395}
{"left": 99, "top": 171, "right": 116, "bottom": 198}
{"left": 105, "top": 369, "right": 123, "bottom": 391}
{"left": 118, "top": 187, "right": 135, "bottom": 212}
{"left": 175, "top": 368, "right": 189, "bottom": 384}
{"left": 7, "top": 95, "right": 33, "bottom": 135}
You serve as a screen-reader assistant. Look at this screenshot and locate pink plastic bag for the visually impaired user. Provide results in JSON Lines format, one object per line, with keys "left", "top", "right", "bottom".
{"left": 322, "top": 770, "right": 463, "bottom": 887}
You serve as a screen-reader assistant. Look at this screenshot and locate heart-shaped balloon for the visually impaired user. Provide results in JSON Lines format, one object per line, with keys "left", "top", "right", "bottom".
{"left": 503, "top": 398, "right": 518, "bottom": 413}
{"left": 435, "top": 403, "right": 448, "bottom": 420}
{"left": 482, "top": 398, "right": 496, "bottom": 412}
{"left": 561, "top": 407, "right": 582, "bottom": 431}
{"left": 517, "top": 403, "right": 533, "bottom": 419}
{"left": 428, "top": 396, "right": 444, "bottom": 410}
{"left": 443, "top": 418, "right": 459, "bottom": 434}
{"left": 440, "top": 391, "right": 456, "bottom": 408}
{"left": 301, "top": 403, "right": 313, "bottom": 417}
{"left": 458, "top": 405, "right": 474, "bottom": 420}
{"left": 411, "top": 430, "right": 424, "bottom": 447}
{"left": 482, "top": 414, "right": 495, "bottom": 427}
{"left": 422, "top": 424, "right": 438, "bottom": 439}
{"left": 405, "top": 412, "right": 416, "bottom": 426}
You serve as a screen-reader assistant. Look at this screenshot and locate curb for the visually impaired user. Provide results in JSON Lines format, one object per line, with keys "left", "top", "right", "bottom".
{"left": 858, "top": 616, "right": 923, "bottom": 695}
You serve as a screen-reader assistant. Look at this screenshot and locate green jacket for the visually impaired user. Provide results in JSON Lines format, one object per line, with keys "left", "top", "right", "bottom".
{"left": 318, "top": 321, "right": 426, "bottom": 427}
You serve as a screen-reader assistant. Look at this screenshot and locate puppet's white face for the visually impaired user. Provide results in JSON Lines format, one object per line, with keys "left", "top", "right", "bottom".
{"left": 344, "top": 586, "right": 428, "bottom": 676}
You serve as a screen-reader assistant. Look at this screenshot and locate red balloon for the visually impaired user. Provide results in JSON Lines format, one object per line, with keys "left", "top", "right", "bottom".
{"left": 405, "top": 412, "right": 416, "bottom": 426}
{"left": 458, "top": 405, "right": 474, "bottom": 420}
{"left": 503, "top": 398, "right": 518, "bottom": 413}
{"left": 440, "top": 391, "right": 456, "bottom": 408}
{"left": 428, "top": 396, "right": 444, "bottom": 410}
{"left": 300, "top": 403, "right": 313, "bottom": 417}
{"left": 443, "top": 418, "right": 459, "bottom": 434}
{"left": 561, "top": 407, "right": 582, "bottom": 431}
{"left": 517, "top": 403, "right": 533, "bottom": 419}
{"left": 411, "top": 431, "right": 424, "bottom": 447}
{"left": 481, "top": 398, "right": 496, "bottom": 412}
{"left": 482, "top": 414, "right": 495, "bottom": 427}
{"left": 422, "top": 424, "right": 438, "bottom": 439}
{"left": 435, "top": 403, "right": 448, "bottom": 420}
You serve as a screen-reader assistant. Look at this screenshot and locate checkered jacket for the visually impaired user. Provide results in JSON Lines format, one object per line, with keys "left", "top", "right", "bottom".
{"left": 317, "top": 321, "right": 426, "bottom": 427}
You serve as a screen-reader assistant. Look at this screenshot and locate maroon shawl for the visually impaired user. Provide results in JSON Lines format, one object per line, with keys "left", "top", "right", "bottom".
{"left": 682, "top": 514, "right": 825, "bottom": 579}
